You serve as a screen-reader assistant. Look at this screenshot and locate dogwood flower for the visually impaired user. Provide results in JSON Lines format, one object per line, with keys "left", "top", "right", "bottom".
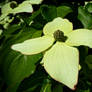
{"left": 11, "top": 17, "right": 92, "bottom": 90}
{"left": 0, "top": 0, "right": 43, "bottom": 21}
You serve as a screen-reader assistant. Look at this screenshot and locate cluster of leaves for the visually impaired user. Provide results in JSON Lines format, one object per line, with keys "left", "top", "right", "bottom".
{"left": 0, "top": 0, "right": 92, "bottom": 92}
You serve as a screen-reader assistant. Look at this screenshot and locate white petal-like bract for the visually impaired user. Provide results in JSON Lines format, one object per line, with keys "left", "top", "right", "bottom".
{"left": 66, "top": 29, "right": 92, "bottom": 48}
{"left": 43, "top": 17, "right": 73, "bottom": 36}
{"left": 42, "top": 42, "right": 79, "bottom": 89}
{"left": 12, "top": 36, "right": 54, "bottom": 55}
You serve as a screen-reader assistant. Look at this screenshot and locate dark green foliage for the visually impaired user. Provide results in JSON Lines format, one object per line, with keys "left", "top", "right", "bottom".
{"left": 0, "top": 0, "right": 92, "bottom": 92}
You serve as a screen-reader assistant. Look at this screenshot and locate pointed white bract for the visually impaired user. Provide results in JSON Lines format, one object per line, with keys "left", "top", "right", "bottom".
{"left": 28, "top": 0, "right": 43, "bottom": 4}
{"left": 66, "top": 29, "right": 92, "bottom": 48}
{"left": 42, "top": 42, "right": 79, "bottom": 90}
{"left": 12, "top": 36, "right": 54, "bottom": 55}
{"left": 12, "top": 1, "right": 33, "bottom": 14}
{"left": 43, "top": 17, "right": 73, "bottom": 36}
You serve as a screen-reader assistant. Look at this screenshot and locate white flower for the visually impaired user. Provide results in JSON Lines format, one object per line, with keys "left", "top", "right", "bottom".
{"left": 0, "top": 0, "right": 43, "bottom": 21}
{"left": 11, "top": 17, "right": 92, "bottom": 90}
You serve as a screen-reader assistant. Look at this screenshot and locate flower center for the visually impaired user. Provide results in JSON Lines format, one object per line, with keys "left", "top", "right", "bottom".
{"left": 53, "top": 30, "right": 67, "bottom": 42}
{"left": 10, "top": 2, "right": 17, "bottom": 9}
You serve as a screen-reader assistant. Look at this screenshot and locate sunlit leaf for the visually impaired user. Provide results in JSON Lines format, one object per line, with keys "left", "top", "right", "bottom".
{"left": 40, "top": 80, "right": 51, "bottom": 92}
{"left": 57, "top": 5, "right": 72, "bottom": 18}
{"left": 78, "top": 6, "right": 92, "bottom": 29}
{"left": 0, "top": 29, "right": 2, "bottom": 35}
{"left": 85, "top": 3, "right": 92, "bottom": 13}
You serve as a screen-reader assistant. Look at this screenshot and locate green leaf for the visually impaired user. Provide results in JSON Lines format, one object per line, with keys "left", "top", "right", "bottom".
{"left": 17, "top": 65, "right": 47, "bottom": 92}
{"left": 85, "top": 55, "right": 92, "bottom": 70}
{"left": 0, "top": 29, "right": 2, "bottom": 35}
{"left": 40, "top": 84, "right": 51, "bottom": 92}
{"left": 4, "top": 51, "right": 42, "bottom": 92}
{"left": 85, "top": 3, "right": 92, "bottom": 13}
{"left": 78, "top": 6, "right": 92, "bottom": 29}
{"left": 4, "top": 24, "right": 21, "bottom": 35}
{"left": 52, "top": 84, "right": 63, "bottom": 92}
{"left": 31, "top": 13, "right": 46, "bottom": 29}
{"left": 6, "top": 52, "right": 42, "bottom": 84}
{"left": 40, "top": 79, "right": 51, "bottom": 92}
{"left": 14, "top": 27, "right": 42, "bottom": 43}
{"left": 21, "top": 9, "right": 41, "bottom": 25}
{"left": 0, "top": 27, "right": 42, "bottom": 92}
{"left": 78, "top": 46, "right": 88, "bottom": 62}
{"left": 57, "top": 5, "right": 72, "bottom": 18}
{"left": 32, "top": 30, "right": 43, "bottom": 38}
{"left": 76, "top": 89, "right": 90, "bottom": 92}
{"left": 41, "top": 5, "right": 57, "bottom": 21}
